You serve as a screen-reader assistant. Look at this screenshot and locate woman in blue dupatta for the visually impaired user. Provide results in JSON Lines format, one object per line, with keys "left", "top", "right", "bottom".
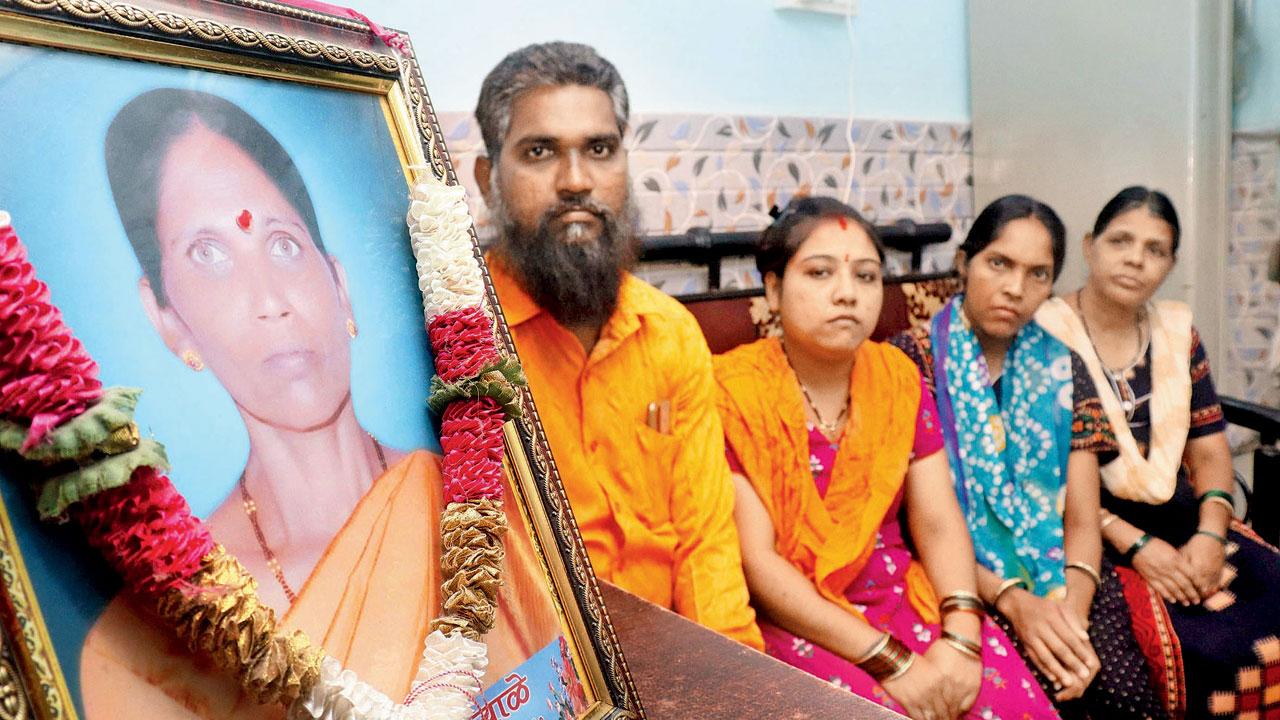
{"left": 891, "top": 195, "right": 1169, "bottom": 719}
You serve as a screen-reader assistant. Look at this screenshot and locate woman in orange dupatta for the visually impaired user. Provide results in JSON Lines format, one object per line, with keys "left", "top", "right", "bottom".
{"left": 716, "top": 197, "right": 1055, "bottom": 720}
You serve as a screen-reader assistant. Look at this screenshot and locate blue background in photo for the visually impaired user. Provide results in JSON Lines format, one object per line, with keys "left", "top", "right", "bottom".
{"left": 477, "top": 637, "right": 582, "bottom": 720}
{"left": 0, "top": 41, "right": 439, "bottom": 713}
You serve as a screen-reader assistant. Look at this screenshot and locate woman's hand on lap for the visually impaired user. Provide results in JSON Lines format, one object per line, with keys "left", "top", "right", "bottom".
{"left": 1179, "top": 534, "right": 1226, "bottom": 598}
{"left": 1131, "top": 536, "right": 1201, "bottom": 606}
{"left": 1002, "top": 590, "right": 1099, "bottom": 700}
{"left": 880, "top": 653, "right": 958, "bottom": 720}
{"left": 923, "top": 639, "right": 981, "bottom": 717}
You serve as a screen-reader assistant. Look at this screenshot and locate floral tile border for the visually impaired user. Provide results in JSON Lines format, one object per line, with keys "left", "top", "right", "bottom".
{"left": 1224, "top": 135, "right": 1280, "bottom": 407}
{"left": 436, "top": 110, "right": 974, "bottom": 281}
{"left": 442, "top": 110, "right": 1275, "bottom": 406}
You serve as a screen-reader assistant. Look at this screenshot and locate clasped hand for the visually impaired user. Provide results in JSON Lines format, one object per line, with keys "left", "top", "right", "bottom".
{"left": 1003, "top": 591, "right": 1099, "bottom": 701}
{"left": 882, "top": 640, "right": 981, "bottom": 720}
{"left": 1132, "top": 534, "right": 1225, "bottom": 606}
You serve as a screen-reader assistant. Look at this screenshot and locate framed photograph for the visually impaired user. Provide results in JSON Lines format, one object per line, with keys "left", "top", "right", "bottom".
{"left": 0, "top": 1, "right": 641, "bottom": 718}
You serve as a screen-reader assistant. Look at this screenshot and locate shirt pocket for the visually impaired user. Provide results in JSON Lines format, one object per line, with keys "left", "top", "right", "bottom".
{"left": 624, "top": 423, "right": 677, "bottom": 528}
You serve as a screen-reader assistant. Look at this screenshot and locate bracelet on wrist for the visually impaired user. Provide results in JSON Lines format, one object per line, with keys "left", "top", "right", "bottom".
{"left": 1194, "top": 529, "right": 1228, "bottom": 545}
{"left": 852, "top": 632, "right": 890, "bottom": 664}
{"left": 990, "top": 577, "right": 1028, "bottom": 612}
{"left": 1065, "top": 561, "right": 1102, "bottom": 589}
{"left": 855, "top": 632, "right": 916, "bottom": 682}
{"left": 941, "top": 630, "right": 982, "bottom": 661}
{"left": 1198, "top": 489, "right": 1234, "bottom": 505}
{"left": 1100, "top": 510, "right": 1119, "bottom": 530}
{"left": 940, "top": 590, "right": 986, "bottom": 618}
{"left": 1200, "top": 495, "right": 1235, "bottom": 516}
{"left": 882, "top": 650, "right": 916, "bottom": 682}
{"left": 1123, "top": 533, "right": 1153, "bottom": 562}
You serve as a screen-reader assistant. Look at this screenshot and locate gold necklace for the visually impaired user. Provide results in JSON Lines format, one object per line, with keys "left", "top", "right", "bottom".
{"left": 781, "top": 342, "right": 849, "bottom": 436}
{"left": 239, "top": 432, "right": 388, "bottom": 604}
{"left": 798, "top": 380, "right": 848, "bottom": 435}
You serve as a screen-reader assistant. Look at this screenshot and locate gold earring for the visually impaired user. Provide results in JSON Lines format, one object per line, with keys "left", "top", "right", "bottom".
{"left": 182, "top": 350, "right": 204, "bottom": 372}
{"left": 346, "top": 318, "right": 358, "bottom": 339}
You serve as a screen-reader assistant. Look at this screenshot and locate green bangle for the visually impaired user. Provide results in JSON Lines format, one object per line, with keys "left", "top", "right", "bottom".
{"left": 1194, "top": 529, "right": 1228, "bottom": 545}
{"left": 1199, "top": 489, "right": 1234, "bottom": 505}
{"left": 1123, "top": 533, "right": 1153, "bottom": 562}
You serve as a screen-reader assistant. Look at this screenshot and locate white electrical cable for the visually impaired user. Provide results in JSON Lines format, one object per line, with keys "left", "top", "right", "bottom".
{"left": 841, "top": 0, "right": 856, "bottom": 204}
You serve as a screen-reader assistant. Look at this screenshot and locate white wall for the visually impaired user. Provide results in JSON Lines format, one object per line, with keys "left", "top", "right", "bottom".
{"left": 968, "top": 0, "right": 1232, "bottom": 372}
{"left": 1235, "top": 0, "right": 1280, "bottom": 131}
{"left": 351, "top": 0, "right": 970, "bottom": 120}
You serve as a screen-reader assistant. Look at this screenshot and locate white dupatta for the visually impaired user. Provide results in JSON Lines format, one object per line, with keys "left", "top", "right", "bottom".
{"left": 1035, "top": 297, "right": 1193, "bottom": 504}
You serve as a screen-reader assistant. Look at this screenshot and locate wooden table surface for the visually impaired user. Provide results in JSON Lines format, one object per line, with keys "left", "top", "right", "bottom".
{"left": 600, "top": 582, "right": 904, "bottom": 719}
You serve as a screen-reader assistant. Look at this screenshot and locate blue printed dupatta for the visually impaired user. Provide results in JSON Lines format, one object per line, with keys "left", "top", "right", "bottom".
{"left": 929, "top": 296, "right": 1074, "bottom": 596}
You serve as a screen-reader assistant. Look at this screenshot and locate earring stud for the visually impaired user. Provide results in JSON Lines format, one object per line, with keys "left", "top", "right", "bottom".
{"left": 182, "top": 350, "right": 204, "bottom": 372}
{"left": 346, "top": 318, "right": 358, "bottom": 339}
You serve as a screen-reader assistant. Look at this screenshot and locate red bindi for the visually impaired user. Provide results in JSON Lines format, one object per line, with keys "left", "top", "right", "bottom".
{"left": 236, "top": 209, "right": 252, "bottom": 232}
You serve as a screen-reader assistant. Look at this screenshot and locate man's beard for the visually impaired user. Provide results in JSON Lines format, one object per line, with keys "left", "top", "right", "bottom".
{"left": 489, "top": 184, "right": 639, "bottom": 328}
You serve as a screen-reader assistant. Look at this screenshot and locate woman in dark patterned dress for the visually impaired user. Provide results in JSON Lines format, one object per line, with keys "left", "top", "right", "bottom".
{"left": 1036, "top": 186, "right": 1280, "bottom": 720}
{"left": 891, "top": 194, "right": 1171, "bottom": 719}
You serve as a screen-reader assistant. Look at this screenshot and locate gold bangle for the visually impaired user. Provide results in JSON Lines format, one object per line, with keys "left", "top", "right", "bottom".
{"left": 882, "top": 649, "right": 916, "bottom": 682}
{"left": 1065, "top": 561, "right": 1102, "bottom": 589}
{"left": 990, "top": 577, "right": 1027, "bottom": 611}
{"left": 939, "top": 591, "right": 986, "bottom": 618}
{"left": 941, "top": 630, "right": 982, "bottom": 660}
{"left": 856, "top": 633, "right": 915, "bottom": 681}
{"left": 852, "top": 632, "right": 891, "bottom": 664}
{"left": 1201, "top": 495, "right": 1235, "bottom": 515}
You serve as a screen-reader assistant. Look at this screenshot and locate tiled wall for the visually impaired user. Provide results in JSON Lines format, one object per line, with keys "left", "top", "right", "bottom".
{"left": 437, "top": 111, "right": 974, "bottom": 294}
{"left": 1226, "top": 134, "right": 1280, "bottom": 407}
{"left": 440, "top": 109, "right": 1277, "bottom": 409}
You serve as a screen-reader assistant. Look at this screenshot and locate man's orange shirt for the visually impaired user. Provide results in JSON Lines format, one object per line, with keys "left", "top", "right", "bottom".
{"left": 489, "top": 260, "right": 763, "bottom": 650}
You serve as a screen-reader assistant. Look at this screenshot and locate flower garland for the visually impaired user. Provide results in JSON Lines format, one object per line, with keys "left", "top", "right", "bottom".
{"left": 0, "top": 176, "right": 523, "bottom": 720}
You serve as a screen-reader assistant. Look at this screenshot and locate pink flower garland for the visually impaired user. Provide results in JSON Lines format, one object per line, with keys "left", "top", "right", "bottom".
{"left": 439, "top": 397, "right": 505, "bottom": 503}
{"left": 430, "top": 304, "right": 507, "bottom": 504}
{"left": 72, "top": 466, "right": 213, "bottom": 596}
{"left": 428, "top": 306, "right": 502, "bottom": 384}
{"left": 0, "top": 222, "right": 211, "bottom": 595}
{"left": 0, "top": 224, "right": 102, "bottom": 449}
{"left": 0, "top": 180, "right": 518, "bottom": 718}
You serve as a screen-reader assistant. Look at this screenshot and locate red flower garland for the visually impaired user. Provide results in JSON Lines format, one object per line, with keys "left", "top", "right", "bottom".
{"left": 430, "top": 305, "right": 508, "bottom": 503}
{"left": 0, "top": 211, "right": 517, "bottom": 713}
{"left": 72, "top": 466, "right": 213, "bottom": 596}
{"left": 0, "top": 225, "right": 102, "bottom": 449}
{"left": 428, "top": 307, "right": 501, "bottom": 384}
{"left": 0, "top": 222, "right": 210, "bottom": 595}
{"left": 438, "top": 397, "right": 505, "bottom": 503}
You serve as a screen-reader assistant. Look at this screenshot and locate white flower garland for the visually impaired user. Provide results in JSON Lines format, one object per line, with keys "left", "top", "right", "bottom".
{"left": 285, "top": 176, "right": 493, "bottom": 719}
{"left": 408, "top": 181, "right": 488, "bottom": 321}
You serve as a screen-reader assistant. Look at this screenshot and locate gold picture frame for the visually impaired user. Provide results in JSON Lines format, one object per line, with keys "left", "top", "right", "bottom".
{"left": 0, "top": 0, "right": 641, "bottom": 717}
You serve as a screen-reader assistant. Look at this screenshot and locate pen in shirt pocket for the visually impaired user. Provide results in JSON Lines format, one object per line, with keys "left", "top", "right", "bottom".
{"left": 645, "top": 399, "right": 671, "bottom": 434}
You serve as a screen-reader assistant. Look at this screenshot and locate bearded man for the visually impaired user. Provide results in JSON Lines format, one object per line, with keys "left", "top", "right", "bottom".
{"left": 475, "top": 41, "right": 762, "bottom": 650}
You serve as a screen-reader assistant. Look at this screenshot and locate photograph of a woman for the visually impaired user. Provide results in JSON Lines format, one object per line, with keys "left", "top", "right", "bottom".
{"left": 0, "top": 45, "right": 569, "bottom": 720}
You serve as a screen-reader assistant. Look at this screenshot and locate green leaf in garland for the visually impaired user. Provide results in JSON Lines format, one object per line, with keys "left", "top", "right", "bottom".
{"left": 427, "top": 356, "right": 527, "bottom": 419}
{"left": 37, "top": 438, "right": 170, "bottom": 521}
{"left": 0, "top": 387, "right": 143, "bottom": 463}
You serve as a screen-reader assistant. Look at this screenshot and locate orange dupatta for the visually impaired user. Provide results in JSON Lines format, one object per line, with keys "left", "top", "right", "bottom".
{"left": 714, "top": 337, "right": 938, "bottom": 623}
